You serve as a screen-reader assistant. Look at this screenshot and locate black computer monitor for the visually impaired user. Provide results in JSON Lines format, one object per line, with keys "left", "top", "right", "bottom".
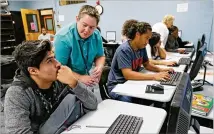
{"left": 196, "top": 39, "right": 202, "bottom": 56}
{"left": 201, "top": 34, "right": 206, "bottom": 45}
{"left": 166, "top": 73, "right": 193, "bottom": 134}
{"left": 189, "top": 44, "right": 207, "bottom": 81}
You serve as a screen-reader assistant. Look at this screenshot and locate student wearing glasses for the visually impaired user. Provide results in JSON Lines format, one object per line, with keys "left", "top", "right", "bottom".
{"left": 54, "top": 5, "right": 105, "bottom": 87}
{"left": 107, "top": 21, "right": 174, "bottom": 102}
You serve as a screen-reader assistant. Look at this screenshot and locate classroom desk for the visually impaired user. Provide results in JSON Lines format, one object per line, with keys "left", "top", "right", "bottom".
{"left": 166, "top": 51, "right": 192, "bottom": 58}
{"left": 188, "top": 126, "right": 214, "bottom": 134}
{"left": 190, "top": 53, "right": 214, "bottom": 120}
{"left": 185, "top": 42, "right": 194, "bottom": 47}
{"left": 111, "top": 52, "right": 190, "bottom": 103}
{"left": 112, "top": 83, "right": 176, "bottom": 102}
{"left": 62, "top": 99, "right": 167, "bottom": 134}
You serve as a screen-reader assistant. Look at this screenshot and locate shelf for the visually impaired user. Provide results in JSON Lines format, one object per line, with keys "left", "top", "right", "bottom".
{"left": 1, "top": 40, "right": 15, "bottom": 43}
{"left": 1, "top": 46, "right": 16, "bottom": 50}
{"left": 1, "top": 33, "right": 14, "bottom": 36}
{"left": 1, "top": 28, "right": 13, "bottom": 30}
{"left": 1, "top": 20, "right": 12, "bottom": 22}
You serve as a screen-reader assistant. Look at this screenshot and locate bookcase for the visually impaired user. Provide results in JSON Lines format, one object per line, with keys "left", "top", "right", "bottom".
{"left": 1, "top": 14, "right": 16, "bottom": 55}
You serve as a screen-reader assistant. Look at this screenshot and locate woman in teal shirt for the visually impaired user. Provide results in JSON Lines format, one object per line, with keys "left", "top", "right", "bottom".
{"left": 54, "top": 5, "right": 105, "bottom": 86}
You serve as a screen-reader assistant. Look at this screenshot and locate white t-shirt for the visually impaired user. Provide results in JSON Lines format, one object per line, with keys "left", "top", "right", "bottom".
{"left": 152, "top": 22, "right": 169, "bottom": 48}
{"left": 38, "top": 33, "right": 54, "bottom": 41}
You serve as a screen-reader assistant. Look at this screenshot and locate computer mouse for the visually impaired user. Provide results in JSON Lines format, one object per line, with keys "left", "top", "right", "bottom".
{"left": 151, "top": 84, "right": 164, "bottom": 91}
{"left": 167, "top": 63, "right": 179, "bottom": 67}
{"left": 183, "top": 51, "right": 189, "bottom": 54}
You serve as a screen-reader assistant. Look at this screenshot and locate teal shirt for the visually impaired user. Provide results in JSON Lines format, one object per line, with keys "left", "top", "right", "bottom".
{"left": 54, "top": 23, "right": 104, "bottom": 75}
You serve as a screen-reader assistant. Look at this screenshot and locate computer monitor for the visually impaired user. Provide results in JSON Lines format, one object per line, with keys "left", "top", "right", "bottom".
{"left": 189, "top": 44, "right": 207, "bottom": 81}
{"left": 196, "top": 39, "right": 202, "bottom": 56}
{"left": 106, "top": 31, "right": 116, "bottom": 42}
{"left": 166, "top": 73, "right": 193, "bottom": 134}
{"left": 201, "top": 34, "right": 206, "bottom": 45}
{"left": 178, "top": 30, "right": 182, "bottom": 38}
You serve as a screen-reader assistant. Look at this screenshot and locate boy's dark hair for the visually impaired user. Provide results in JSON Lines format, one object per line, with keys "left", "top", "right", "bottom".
{"left": 149, "top": 32, "right": 161, "bottom": 57}
{"left": 13, "top": 40, "right": 52, "bottom": 76}
{"left": 122, "top": 19, "right": 138, "bottom": 36}
{"left": 169, "top": 25, "right": 178, "bottom": 34}
{"left": 126, "top": 22, "right": 152, "bottom": 40}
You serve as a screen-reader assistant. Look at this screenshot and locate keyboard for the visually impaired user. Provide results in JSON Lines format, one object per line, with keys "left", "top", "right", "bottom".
{"left": 160, "top": 72, "right": 182, "bottom": 86}
{"left": 105, "top": 114, "right": 143, "bottom": 134}
{"left": 178, "top": 58, "right": 191, "bottom": 65}
{"left": 185, "top": 48, "right": 194, "bottom": 52}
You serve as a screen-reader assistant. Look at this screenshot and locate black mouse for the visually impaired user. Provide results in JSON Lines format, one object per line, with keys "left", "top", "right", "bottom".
{"left": 167, "top": 63, "right": 179, "bottom": 67}
{"left": 151, "top": 84, "right": 164, "bottom": 91}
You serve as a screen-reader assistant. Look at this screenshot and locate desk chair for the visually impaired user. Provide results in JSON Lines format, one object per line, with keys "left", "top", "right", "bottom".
{"left": 99, "top": 66, "right": 111, "bottom": 100}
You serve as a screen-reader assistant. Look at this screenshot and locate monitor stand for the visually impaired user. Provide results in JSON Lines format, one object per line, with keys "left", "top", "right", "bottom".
{"left": 192, "top": 82, "right": 204, "bottom": 92}
{"left": 191, "top": 62, "right": 213, "bottom": 92}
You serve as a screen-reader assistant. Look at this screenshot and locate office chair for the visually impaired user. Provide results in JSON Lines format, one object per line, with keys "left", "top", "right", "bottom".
{"left": 98, "top": 66, "right": 111, "bottom": 100}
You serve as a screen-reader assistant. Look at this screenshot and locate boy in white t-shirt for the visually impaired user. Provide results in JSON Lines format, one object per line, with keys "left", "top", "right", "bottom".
{"left": 38, "top": 27, "right": 54, "bottom": 41}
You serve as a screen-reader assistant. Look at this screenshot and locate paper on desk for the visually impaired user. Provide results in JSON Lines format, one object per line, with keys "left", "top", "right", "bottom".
{"left": 185, "top": 42, "right": 194, "bottom": 47}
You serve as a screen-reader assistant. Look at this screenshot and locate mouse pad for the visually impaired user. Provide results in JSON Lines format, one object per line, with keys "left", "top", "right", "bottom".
{"left": 145, "top": 85, "right": 164, "bottom": 94}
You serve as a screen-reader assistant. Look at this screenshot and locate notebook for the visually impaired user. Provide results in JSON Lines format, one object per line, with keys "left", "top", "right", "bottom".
{"left": 192, "top": 94, "right": 213, "bottom": 116}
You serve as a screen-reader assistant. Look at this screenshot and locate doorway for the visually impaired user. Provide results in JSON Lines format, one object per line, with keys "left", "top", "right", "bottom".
{"left": 20, "top": 8, "right": 55, "bottom": 40}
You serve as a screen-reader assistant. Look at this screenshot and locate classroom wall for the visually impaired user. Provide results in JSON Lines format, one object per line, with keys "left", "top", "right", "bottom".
{"left": 7, "top": 0, "right": 30, "bottom": 11}
{"left": 57, "top": 0, "right": 213, "bottom": 51}
{"left": 7, "top": 0, "right": 213, "bottom": 51}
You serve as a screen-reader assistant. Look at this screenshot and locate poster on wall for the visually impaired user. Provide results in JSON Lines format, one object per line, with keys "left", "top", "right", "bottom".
{"left": 30, "top": 22, "right": 35, "bottom": 30}
{"left": 177, "top": 3, "right": 188, "bottom": 12}
{"left": 59, "top": 0, "right": 86, "bottom": 6}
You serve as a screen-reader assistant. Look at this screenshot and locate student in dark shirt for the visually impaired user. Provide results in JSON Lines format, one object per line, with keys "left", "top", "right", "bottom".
{"left": 177, "top": 36, "right": 190, "bottom": 48}
{"left": 168, "top": 25, "right": 190, "bottom": 48}
{"left": 107, "top": 21, "right": 174, "bottom": 102}
{"left": 165, "top": 25, "right": 186, "bottom": 53}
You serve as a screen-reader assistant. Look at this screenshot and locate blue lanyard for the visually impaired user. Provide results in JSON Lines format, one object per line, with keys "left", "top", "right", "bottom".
{"left": 79, "top": 40, "right": 89, "bottom": 75}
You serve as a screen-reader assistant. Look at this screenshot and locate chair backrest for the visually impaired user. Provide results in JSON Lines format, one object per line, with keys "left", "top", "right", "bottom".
{"left": 99, "top": 66, "right": 111, "bottom": 100}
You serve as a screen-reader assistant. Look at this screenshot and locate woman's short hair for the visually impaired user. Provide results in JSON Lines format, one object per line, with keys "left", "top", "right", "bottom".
{"left": 162, "top": 14, "right": 175, "bottom": 24}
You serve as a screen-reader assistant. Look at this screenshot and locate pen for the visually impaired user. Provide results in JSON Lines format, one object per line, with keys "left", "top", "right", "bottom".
{"left": 86, "top": 125, "right": 109, "bottom": 128}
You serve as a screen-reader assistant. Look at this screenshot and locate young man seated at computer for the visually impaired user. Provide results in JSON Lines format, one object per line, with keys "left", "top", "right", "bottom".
{"left": 4, "top": 40, "right": 98, "bottom": 134}
{"left": 165, "top": 25, "right": 186, "bottom": 53}
{"left": 121, "top": 20, "right": 177, "bottom": 66}
{"left": 107, "top": 21, "right": 174, "bottom": 102}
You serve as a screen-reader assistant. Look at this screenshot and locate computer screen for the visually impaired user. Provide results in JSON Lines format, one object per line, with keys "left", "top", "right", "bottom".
{"left": 201, "top": 34, "right": 206, "bottom": 45}
{"left": 166, "top": 73, "right": 193, "bottom": 134}
{"left": 189, "top": 44, "right": 207, "bottom": 81}
{"left": 178, "top": 30, "right": 182, "bottom": 38}
{"left": 106, "top": 31, "right": 116, "bottom": 42}
{"left": 196, "top": 39, "right": 202, "bottom": 56}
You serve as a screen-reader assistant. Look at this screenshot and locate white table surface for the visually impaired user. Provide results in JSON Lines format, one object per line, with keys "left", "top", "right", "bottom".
{"left": 188, "top": 126, "right": 213, "bottom": 134}
{"left": 62, "top": 99, "right": 167, "bottom": 134}
{"left": 190, "top": 54, "right": 214, "bottom": 120}
{"left": 166, "top": 51, "right": 192, "bottom": 58}
{"left": 112, "top": 83, "right": 176, "bottom": 102}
